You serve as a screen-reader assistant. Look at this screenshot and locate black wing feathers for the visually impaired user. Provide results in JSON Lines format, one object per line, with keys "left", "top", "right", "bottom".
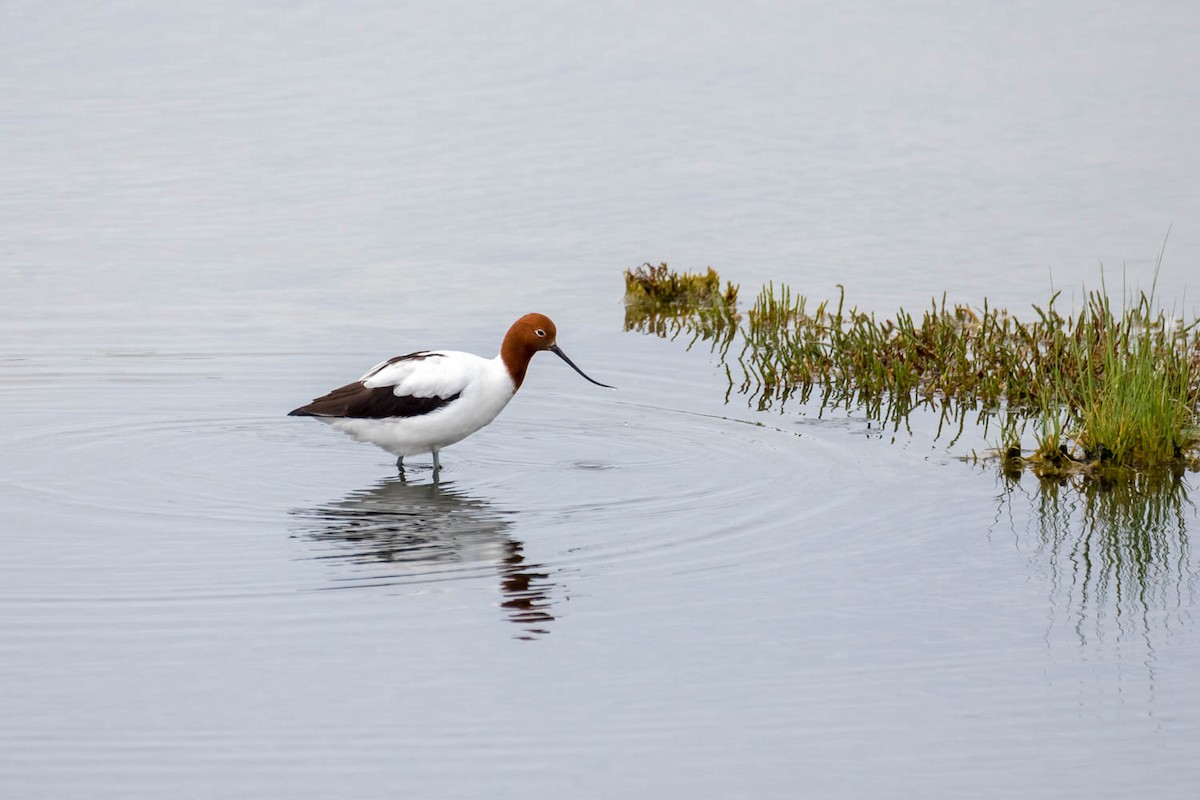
{"left": 289, "top": 352, "right": 461, "bottom": 419}
{"left": 289, "top": 384, "right": 461, "bottom": 419}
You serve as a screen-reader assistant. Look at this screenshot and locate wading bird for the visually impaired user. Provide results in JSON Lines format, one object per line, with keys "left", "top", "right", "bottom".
{"left": 289, "top": 313, "right": 613, "bottom": 475}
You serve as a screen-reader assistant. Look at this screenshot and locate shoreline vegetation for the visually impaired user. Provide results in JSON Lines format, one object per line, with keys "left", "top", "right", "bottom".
{"left": 623, "top": 263, "right": 1200, "bottom": 481}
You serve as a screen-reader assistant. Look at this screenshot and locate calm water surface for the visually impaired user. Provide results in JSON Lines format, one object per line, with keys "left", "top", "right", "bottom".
{"left": 3, "top": 2, "right": 1200, "bottom": 798}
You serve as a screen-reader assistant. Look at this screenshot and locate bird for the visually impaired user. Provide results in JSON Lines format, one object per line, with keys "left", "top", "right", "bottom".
{"left": 289, "top": 313, "right": 613, "bottom": 475}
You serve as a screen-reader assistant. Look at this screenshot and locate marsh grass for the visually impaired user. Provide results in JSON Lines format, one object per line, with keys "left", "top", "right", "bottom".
{"left": 624, "top": 263, "right": 1200, "bottom": 477}
{"left": 623, "top": 263, "right": 740, "bottom": 355}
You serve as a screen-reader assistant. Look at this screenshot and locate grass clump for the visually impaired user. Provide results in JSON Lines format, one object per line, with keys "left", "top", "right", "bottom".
{"left": 624, "top": 263, "right": 738, "bottom": 309}
{"left": 623, "top": 263, "right": 740, "bottom": 350}
{"left": 1071, "top": 297, "right": 1195, "bottom": 465}
{"left": 623, "top": 263, "right": 1200, "bottom": 476}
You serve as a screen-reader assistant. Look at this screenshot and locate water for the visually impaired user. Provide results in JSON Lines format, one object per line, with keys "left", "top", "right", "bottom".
{"left": 3, "top": 2, "right": 1200, "bottom": 797}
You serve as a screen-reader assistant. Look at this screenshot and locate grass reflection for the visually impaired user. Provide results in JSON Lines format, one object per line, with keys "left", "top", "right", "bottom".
{"left": 998, "top": 466, "right": 1198, "bottom": 643}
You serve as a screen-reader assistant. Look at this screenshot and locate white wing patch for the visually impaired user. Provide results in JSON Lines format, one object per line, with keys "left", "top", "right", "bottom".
{"left": 360, "top": 350, "right": 482, "bottom": 399}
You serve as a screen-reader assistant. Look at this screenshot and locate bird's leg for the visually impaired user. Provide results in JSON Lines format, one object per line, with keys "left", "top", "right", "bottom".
{"left": 431, "top": 448, "right": 441, "bottom": 480}
{"left": 395, "top": 455, "right": 405, "bottom": 473}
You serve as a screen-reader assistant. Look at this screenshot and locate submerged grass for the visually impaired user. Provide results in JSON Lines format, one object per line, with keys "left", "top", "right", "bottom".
{"left": 625, "top": 263, "right": 1200, "bottom": 478}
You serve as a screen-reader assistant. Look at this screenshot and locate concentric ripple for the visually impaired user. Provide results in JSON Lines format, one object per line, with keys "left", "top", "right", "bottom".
{"left": 0, "top": 349, "right": 868, "bottom": 639}
{"left": 415, "top": 392, "right": 863, "bottom": 581}
{"left": 279, "top": 387, "right": 865, "bottom": 638}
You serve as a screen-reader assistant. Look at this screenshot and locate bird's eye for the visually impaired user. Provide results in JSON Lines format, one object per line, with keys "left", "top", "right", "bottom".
{"left": 535, "top": 329, "right": 546, "bottom": 338}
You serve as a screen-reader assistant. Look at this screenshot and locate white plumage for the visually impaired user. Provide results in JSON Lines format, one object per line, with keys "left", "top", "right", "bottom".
{"left": 327, "top": 351, "right": 516, "bottom": 458}
{"left": 290, "top": 313, "right": 613, "bottom": 475}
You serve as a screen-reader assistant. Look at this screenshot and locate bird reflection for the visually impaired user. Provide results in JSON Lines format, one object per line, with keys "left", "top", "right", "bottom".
{"left": 290, "top": 478, "right": 557, "bottom": 639}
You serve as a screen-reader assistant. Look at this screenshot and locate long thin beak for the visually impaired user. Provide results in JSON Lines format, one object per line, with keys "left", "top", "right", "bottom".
{"left": 550, "top": 344, "right": 615, "bottom": 389}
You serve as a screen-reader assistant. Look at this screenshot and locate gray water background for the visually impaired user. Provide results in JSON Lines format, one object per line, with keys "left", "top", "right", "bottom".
{"left": 3, "top": 2, "right": 1200, "bottom": 798}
